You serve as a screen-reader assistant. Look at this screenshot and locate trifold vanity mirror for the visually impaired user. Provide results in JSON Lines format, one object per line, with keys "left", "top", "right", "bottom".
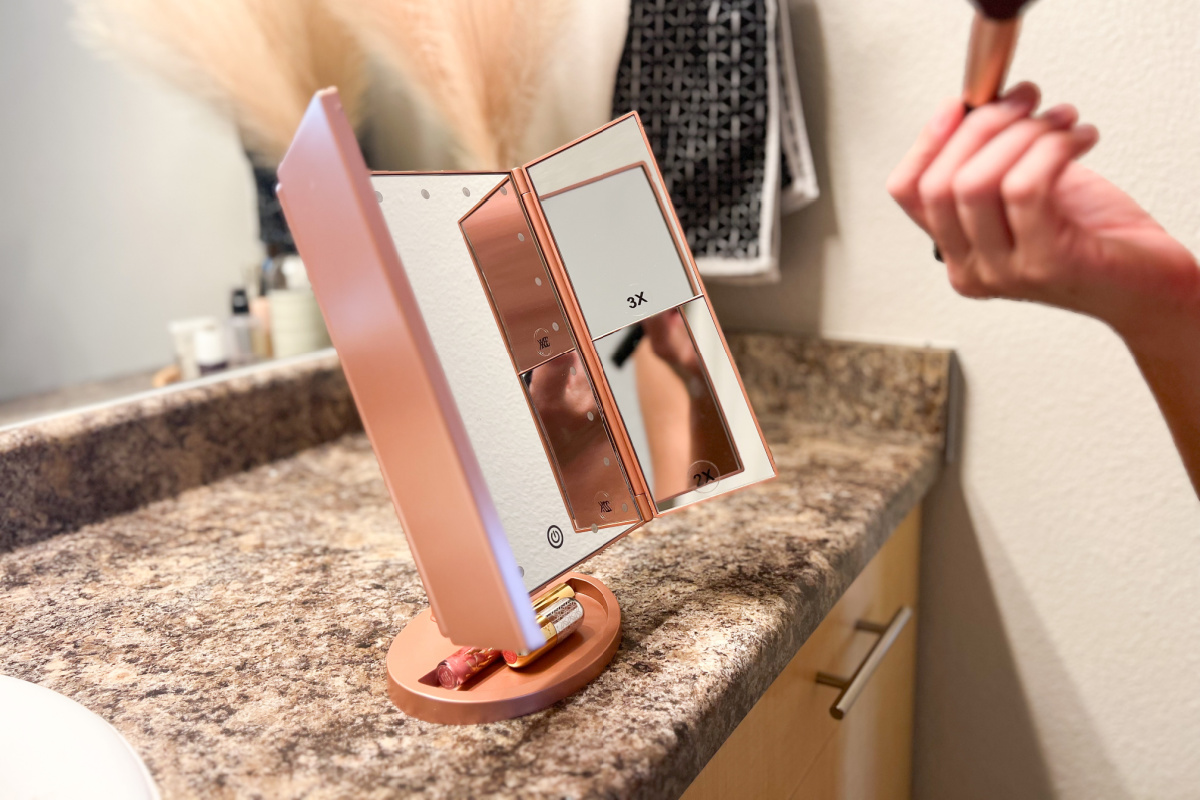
{"left": 277, "top": 89, "right": 775, "bottom": 723}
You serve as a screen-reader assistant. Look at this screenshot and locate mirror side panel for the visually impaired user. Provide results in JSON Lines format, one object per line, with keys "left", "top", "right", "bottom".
{"left": 276, "top": 90, "right": 543, "bottom": 652}
{"left": 523, "top": 113, "right": 777, "bottom": 513}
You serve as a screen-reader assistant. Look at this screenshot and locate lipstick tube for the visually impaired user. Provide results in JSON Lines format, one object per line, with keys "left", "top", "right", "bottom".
{"left": 502, "top": 596, "right": 585, "bottom": 669}
{"left": 436, "top": 647, "right": 501, "bottom": 689}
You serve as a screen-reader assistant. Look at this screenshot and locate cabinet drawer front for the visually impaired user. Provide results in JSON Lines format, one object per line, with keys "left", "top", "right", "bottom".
{"left": 681, "top": 508, "right": 920, "bottom": 800}
{"left": 789, "top": 614, "right": 918, "bottom": 800}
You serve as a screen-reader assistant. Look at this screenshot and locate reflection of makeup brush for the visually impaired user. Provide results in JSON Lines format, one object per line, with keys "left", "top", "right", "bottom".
{"left": 610, "top": 324, "right": 645, "bottom": 369}
{"left": 963, "top": 0, "right": 1040, "bottom": 109}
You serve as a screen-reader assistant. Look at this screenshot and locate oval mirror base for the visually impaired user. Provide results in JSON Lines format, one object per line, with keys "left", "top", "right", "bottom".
{"left": 386, "top": 573, "right": 621, "bottom": 725}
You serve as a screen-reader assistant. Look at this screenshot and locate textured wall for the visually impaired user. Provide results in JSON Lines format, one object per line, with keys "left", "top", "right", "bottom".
{"left": 0, "top": 0, "right": 260, "bottom": 401}
{"left": 711, "top": 1, "right": 1200, "bottom": 797}
{"left": 7, "top": 0, "right": 1200, "bottom": 794}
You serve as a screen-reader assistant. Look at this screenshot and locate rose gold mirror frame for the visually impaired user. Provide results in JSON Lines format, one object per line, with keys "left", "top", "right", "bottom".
{"left": 277, "top": 92, "right": 774, "bottom": 725}
{"left": 276, "top": 90, "right": 545, "bottom": 657}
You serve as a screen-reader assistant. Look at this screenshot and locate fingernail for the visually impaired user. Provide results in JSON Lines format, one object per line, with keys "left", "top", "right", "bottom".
{"left": 1001, "top": 82, "right": 1039, "bottom": 111}
{"left": 1003, "top": 91, "right": 1036, "bottom": 111}
{"left": 1074, "top": 124, "right": 1100, "bottom": 145}
{"left": 1042, "top": 105, "right": 1077, "bottom": 126}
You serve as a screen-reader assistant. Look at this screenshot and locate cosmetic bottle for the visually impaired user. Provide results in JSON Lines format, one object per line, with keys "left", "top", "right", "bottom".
{"left": 268, "top": 256, "right": 332, "bottom": 358}
{"left": 243, "top": 263, "right": 274, "bottom": 359}
{"left": 194, "top": 319, "right": 229, "bottom": 376}
{"left": 249, "top": 294, "right": 273, "bottom": 360}
{"left": 167, "top": 318, "right": 210, "bottom": 381}
{"left": 227, "top": 288, "right": 260, "bottom": 367}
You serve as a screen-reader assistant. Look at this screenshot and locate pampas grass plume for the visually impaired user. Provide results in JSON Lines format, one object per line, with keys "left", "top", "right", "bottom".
{"left": 74, "top": 0, "right": 367, "bottom": 166}
{"left": 328, "top": 0, "right": 569, "bottom": 170}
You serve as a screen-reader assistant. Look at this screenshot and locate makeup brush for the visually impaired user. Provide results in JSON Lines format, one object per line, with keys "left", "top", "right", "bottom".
{"left": 963, "top": 0, "right": 1040, "bottom": 108}
{"left": 933, "top": 0, "right": 1040, "bottom": 261}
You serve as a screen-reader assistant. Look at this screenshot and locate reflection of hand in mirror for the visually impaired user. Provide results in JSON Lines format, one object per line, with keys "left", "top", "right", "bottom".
{"left": 631, "top": 309, "right": 739, "bottom": 501}
{"left": 524, "top": 352, "right": 641, "bottom": 529}
{"left": 527, "top": 360, "right": 595, "bottom": 465}
{"left": 634, "top": 340, "right": 692, "bottom": 499}
{"left": 641, "top": 311, "right": 702, "bottom": 383}
{"left": 526, "top": 357, "right": 624, "bottom": 527}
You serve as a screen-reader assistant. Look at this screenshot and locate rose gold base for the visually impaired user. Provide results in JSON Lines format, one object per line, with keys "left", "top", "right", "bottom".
{"left": 385, "top": 573, "right": 621, "bottom": 724}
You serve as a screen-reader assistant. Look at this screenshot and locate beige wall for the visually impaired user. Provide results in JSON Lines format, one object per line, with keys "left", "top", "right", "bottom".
{"left": 711, "top": 2, "right": 1200, "bottom": 797}
{"left": 9, "top": 0, "right": 1199, "bottom": 794}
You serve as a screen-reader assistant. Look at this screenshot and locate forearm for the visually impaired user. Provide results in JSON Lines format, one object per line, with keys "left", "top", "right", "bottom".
{"left": 1124, "top": 311, "right": 1200, "bottom": 497}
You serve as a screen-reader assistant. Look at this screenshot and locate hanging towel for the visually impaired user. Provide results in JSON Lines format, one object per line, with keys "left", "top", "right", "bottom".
{"left": 612, "top": 0, "right": 818, "bottom": 282}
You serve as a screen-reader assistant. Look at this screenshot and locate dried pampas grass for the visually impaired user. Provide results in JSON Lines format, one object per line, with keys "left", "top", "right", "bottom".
{"left": 74, "top": 0, "right": 366, "bottom": 166}
{"left": 329, "top": 0, "right": 569, "bottom": 170}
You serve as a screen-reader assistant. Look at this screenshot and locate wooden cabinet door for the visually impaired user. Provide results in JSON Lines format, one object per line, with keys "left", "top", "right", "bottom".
{"left": 790, "top": 583, "right": 918, "bottom": 799}
{"left": 682, "top": 509, "right": 920, "bottom": 800}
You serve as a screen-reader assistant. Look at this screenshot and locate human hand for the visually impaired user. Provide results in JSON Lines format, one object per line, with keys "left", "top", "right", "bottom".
{"left": 641, "top": 310, "right": 701, "bottom": 381}
{"left": 887, "top": 82, "right": 1200, "bottom": 354}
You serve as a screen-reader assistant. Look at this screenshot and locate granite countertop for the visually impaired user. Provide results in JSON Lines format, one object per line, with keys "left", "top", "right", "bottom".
{"left": 0, "top": 336, "right": 952, "bottom": 800}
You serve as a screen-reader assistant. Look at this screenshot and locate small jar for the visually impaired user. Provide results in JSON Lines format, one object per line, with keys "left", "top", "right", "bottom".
{"left": 194, "top": 320, "right": 229, "bottom": 376}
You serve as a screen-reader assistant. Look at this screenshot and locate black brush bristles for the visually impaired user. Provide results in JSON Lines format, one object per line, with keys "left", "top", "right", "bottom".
{"left": 972, "top": 0, "right": 1037, "bottom": 20}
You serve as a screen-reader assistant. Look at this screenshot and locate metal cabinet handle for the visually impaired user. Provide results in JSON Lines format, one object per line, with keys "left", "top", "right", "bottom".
{"left": 815, "top": 606, "right": 913, "bottom": 720}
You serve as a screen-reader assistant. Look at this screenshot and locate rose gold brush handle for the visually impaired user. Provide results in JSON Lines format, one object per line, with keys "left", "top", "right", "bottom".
{"left": 934, "top": 11, "right": 1023, "bottom": 261}
{"left": 963, "top": 12, "right": 1021, "bottom": 110}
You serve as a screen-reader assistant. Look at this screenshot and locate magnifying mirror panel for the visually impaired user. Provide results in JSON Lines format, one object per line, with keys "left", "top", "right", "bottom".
{"left": 537, "top": 164, "right": 696, "bottom": 338}
{"left": 656, "top": 297, "right": 775, "bottom": 511}
{"left": 526, "top": 116, "right": 699, "bottom": 339}
{"left": 595, "top": 307, "right": 741, "bottom": 505}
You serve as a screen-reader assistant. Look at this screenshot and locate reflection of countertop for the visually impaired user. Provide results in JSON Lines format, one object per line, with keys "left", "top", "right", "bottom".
{"left": 0, "top": 336, "right": 951, "bottom": 800}
{"left": 0, "top": 368, "right": 159, "bottom": 428}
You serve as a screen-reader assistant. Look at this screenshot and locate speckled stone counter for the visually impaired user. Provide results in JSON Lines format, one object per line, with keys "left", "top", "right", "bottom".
{"left": 0, "top": 335, "right": 951, "bottom": 800}
{"left": 0, "top": 352, "right": 358, "bottom": 552}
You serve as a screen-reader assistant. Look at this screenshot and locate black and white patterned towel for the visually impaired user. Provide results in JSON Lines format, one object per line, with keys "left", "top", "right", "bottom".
{"left": 612, "top": 0, "right": 817, "bottom": 281}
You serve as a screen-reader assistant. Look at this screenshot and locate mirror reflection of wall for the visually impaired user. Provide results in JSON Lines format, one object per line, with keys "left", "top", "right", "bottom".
{"left": 0, "top": 0, "right": 354, "bottom": 427}
{"left": 0, "top": 2, "right": 622, "bottom": 429}
{"left": 2, "top": 0, "right": 808, "bottom": 435}
{"left": 0, "top": 2, "right": 260, "bottom": 425}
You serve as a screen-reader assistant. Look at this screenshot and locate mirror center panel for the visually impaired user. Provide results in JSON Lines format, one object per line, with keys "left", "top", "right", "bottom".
{"left": 373, "top": 173, "right": 639, "bottom": 590}
{"left": 460, "top": 180, "right": 642, "bottom": 533}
